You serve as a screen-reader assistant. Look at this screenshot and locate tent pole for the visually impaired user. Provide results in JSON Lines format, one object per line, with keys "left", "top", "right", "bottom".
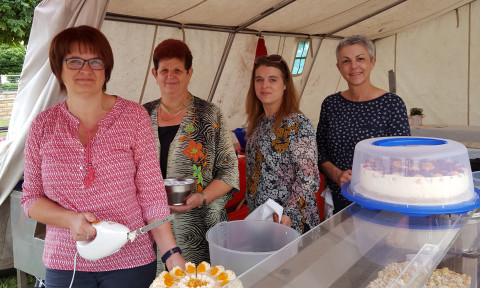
{"left": 138, "top": 26, "right": 158, "bottom": 105}
{"left": 207, "top": 33, "right": 236, "bottom": 102}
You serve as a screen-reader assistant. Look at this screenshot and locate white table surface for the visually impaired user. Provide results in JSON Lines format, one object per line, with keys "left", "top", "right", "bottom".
{"left": 410, "top": 124, "right": 480, "bottom": 159}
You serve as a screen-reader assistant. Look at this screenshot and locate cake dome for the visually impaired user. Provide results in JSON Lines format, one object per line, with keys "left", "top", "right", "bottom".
{"left": 345, "top": 137, "right": 479, "bottom": 214}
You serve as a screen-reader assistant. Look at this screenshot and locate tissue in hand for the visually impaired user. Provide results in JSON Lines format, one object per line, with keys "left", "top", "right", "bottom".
{"left": 245, "top": 198, "right": 283, "bottom": 221}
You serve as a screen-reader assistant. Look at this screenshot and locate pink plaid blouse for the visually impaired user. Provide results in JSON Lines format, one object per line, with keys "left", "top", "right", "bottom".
{"left": 22, "top": 97, "right": 169, "bottom": 271}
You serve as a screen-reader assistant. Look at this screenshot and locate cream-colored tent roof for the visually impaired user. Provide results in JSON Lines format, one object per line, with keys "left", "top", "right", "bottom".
{"left": 0, "top": 0, "right": 479, "bottom": 203}
{"left": 105, "top": 0, "right": 471, "bottom": 40}
{"left": 101, "top": 0, "right": 479, "bottom": 128}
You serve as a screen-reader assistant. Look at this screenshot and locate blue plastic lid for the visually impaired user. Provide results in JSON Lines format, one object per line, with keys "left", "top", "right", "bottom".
{"left": 372, "top": 137, "right": 447, "bottom": 147}
{"left": 342, "top": 181, "right": 480, "bottom": 217}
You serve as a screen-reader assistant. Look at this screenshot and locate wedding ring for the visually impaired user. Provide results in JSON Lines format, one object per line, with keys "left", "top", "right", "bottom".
{"left": 86, "top": 233, "right": 89, "bottom": 240}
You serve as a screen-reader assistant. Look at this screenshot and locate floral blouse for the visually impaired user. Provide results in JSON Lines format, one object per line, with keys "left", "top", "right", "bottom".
{"left": 246, "top": 112, "right": 320, "bottom": 234}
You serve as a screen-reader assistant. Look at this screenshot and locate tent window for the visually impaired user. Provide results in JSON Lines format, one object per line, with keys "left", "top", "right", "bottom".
{"left": 292, "top": 40, "right": 309, "bottom": 75}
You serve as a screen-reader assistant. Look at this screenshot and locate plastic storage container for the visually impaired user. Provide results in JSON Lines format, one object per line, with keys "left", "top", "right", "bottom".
{"left": 347, "top": 205, "right": 462, "bottom": 266}
{"left": 344, "top": 137, "right": 479, "bottom": 215}
{"left": 473, "top": 171, "right": 480, "bottom": 188}
{"left": 206, "top": 220, "right": 300, "bottom": 275}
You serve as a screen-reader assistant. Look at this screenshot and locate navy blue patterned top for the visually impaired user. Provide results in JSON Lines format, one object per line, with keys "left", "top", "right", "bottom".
{"left": 316, "top": 92, "right": 411, "bottom": 212}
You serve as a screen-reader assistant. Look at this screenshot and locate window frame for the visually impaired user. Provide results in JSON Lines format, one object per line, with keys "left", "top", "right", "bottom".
{"left": 291, "top": 39, "right": 310, "bottom": 76}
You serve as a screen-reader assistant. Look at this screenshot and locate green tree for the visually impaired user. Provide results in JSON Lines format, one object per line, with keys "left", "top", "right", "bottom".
{"left": 0, "top": 0, "right": 41, "bottom": 45}
{"left": 0, "top": 44, "right": 26, "bottom": 74}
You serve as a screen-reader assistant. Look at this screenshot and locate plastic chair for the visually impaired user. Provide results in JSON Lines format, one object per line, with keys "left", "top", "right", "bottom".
{"left": 226, "top": 156, "right": 249, "bottom": 220}
{"left": 316, "top": 173, "right": 326, "bottom": 221}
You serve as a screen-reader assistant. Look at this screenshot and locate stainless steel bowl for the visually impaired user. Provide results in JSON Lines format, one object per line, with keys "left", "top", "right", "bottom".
{"left": 164, "top": 178, "right": 195, "bottom": 206}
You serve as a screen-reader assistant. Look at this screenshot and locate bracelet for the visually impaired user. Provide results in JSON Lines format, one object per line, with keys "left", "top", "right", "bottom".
{"left": 199, "top": 192, "right": 207, "bottom": 207}
{"left": 161, "top": 246, "right": 182, "bottom": 263}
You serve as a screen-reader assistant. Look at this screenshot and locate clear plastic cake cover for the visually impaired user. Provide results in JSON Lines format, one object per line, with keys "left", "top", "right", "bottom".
{"left": 344, "top": 137, "right": 480, "bottom": 216}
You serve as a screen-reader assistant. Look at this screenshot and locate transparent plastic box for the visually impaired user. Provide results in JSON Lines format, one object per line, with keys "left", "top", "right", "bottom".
{"left": 349, "top": 137, "right": 476, "bottom": 207}
{"left": 473, "top": 171, "right": 480, "bottom": 188}
{"left": 230, "top": 204, "right": 472, "bottom": 288}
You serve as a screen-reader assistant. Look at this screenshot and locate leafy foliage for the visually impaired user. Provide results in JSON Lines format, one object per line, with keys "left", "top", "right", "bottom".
{"left": 0, "top": 270, "right": 36, "bottom": 288}
{"left": 0, "top": 44, "right": 26, "bottom": 74}
{"left": 2, "top": 83, "right": 19, "bottom": 90}
{"left": 409, "top": 107, "right": 424, "bottom": 116}
{"left": 0, "top": 0, "right": 41, "bottom": 45}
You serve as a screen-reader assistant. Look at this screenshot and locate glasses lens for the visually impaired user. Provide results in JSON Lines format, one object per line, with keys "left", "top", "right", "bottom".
{"left": 254, "top": 54, "right": 283, "bottom": 65}
{"left": 268, "top": 55, "right": 283, "bottom": 62}
{"left": 66, "top": 58, "right": 84, "bottom": 69}
{"left": 64, "top": 58, "right": 105, "bottom": 70}
{"left": 254, "top": 55, "right": 268, "bottom": 64}
{"left": 88, "top": 59, "right": 105, "bottom": 70}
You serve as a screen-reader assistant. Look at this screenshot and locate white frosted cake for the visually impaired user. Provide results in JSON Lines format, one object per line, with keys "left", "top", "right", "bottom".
{"left": 350, "top": 137, "right": 476, "bottom": 206}
{"left": 356, "top": 158, "right": 472, "bottom": 205}
{"left": 150, "top": 262, "right": 242, "bottom": 288}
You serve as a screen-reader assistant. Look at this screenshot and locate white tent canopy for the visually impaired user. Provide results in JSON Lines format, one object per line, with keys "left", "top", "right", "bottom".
{"left": 101, "top": 0, "right": 480, "bottom": 128}
{"left": 0, "top": 0, "right": 479, "bottom": 204}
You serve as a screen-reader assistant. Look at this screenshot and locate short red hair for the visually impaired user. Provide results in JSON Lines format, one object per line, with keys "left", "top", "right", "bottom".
{"left": 152, "top": 39, "right": 193, "bottom": 71}
{"left": 49, "top": 25, "right": 114, "bottom": 92}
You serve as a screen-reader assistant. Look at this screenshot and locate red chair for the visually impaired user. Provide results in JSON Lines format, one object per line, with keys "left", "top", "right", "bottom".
{"left": 315, "top": 173, "right": 326, "bottom": 221}
{"left": 226, "top": 155, "right": 249, "bottom": 220}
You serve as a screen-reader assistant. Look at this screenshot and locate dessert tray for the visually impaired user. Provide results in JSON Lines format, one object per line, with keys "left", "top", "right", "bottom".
{"left": 342, "top": 182, "right": 480, "bottom": 217}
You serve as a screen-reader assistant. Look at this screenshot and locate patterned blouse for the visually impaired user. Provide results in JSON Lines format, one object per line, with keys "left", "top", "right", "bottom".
{"left": 316, "top": 92, "right": 411, "bottom": 212}
{"left": 143, "top": 96, "right": 239, "bottom": 267}
{"left": 22, "top": 97, "right": 170, "bottom": 271}
{"left": 245, "top": 112, "right": 320, "bottom": 234}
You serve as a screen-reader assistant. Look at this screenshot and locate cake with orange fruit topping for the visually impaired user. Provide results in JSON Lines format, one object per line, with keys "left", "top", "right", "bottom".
{"left": 149, "top": 261, "right": 241, "bottom": 288}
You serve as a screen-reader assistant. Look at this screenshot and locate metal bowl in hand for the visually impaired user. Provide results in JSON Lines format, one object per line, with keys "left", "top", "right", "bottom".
{"left": 164, "top": 178, "right": 195, "bottom": 205}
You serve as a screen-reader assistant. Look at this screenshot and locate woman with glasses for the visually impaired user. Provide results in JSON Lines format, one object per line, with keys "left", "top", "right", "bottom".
{"left": 21, "top": 26, "right": 185, "bottom": 288}
{"left": 316, "top": 35, "right": 410, "bottom": 216}
{"left": 143, "top": 39, "right": 239, "bottom": 271}
{"left": 245, "top": 54, "right": 320, "bottom": 234}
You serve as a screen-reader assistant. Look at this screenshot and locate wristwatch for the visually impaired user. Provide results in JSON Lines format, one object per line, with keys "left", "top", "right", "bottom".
{"left": 161, "top": 246, "right": 182, "bottom": 263}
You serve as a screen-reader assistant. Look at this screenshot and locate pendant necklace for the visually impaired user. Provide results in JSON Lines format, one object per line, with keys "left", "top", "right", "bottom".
{"left": 159, "top": 94, "right": 193, "bottom": 121}
{"left": 159, "top": 107, "right": 185, "bottom": 121}
{"left": 160, "top": 94, "right": 193, "bottom": 114}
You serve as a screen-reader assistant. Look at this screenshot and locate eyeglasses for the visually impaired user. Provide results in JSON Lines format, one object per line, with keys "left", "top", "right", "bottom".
{"left": 254, "top": 54, "right": 284, "bottom": 65}
{"left": 64, "top": 58, "right": 105, "bottom": 70}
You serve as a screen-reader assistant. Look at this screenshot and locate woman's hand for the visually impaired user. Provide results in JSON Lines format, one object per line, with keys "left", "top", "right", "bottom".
{"left": 165, "top": 252, "right": 187, "bottom": 271}
{"left": 28, "top": 197, "right": 98, "bottom": 242}
{"left": 319, "top": 162, "right": 352, "bottom": 189}
{"left": 335, "top": 169, "right": 352, "bottom": 188}
{"left": 168, "top": 192, "right": 204, "bottom": 213}
{"left": 272, "top": 213, "right": 292, "bottom": 227}
{"left": 69, "top": 212, "right": 97, "bottom": 241}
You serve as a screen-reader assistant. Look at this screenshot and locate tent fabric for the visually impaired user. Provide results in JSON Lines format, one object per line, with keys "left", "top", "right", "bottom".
{"left": 0, "top": 0, "right": 109, "bottom": 205}
{"left": 1, "top": 0, "right": 479, "bottom": 206}
{"left": 104, "top": 0, "right": 475, "bottom": 40}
